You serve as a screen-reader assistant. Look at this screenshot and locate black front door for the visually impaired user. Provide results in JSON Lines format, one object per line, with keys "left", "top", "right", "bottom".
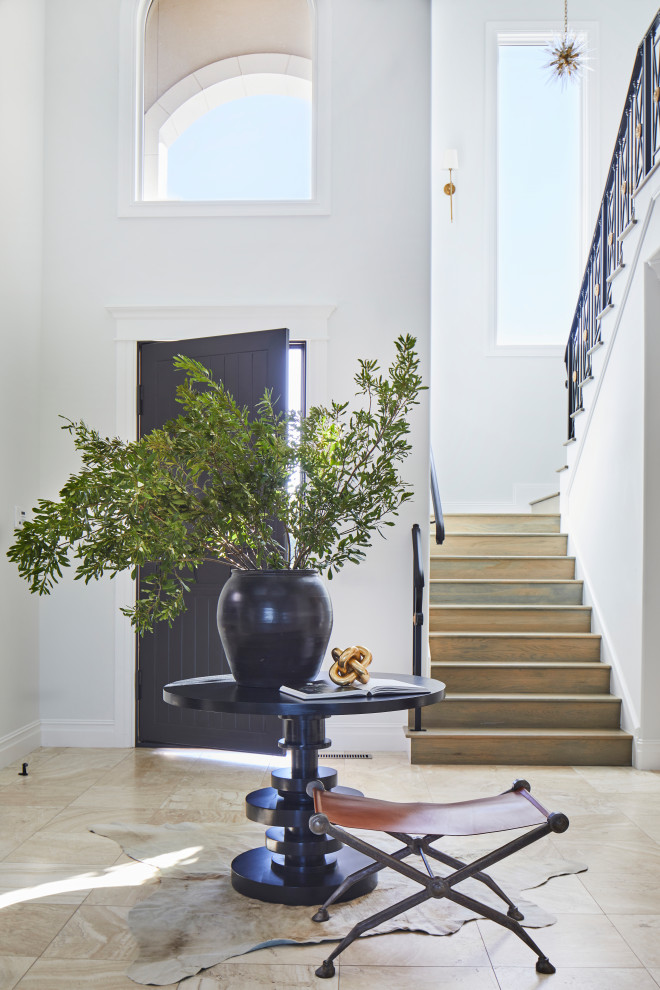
{"left": 136, "top": 329, "right": 288, "bottom": 754}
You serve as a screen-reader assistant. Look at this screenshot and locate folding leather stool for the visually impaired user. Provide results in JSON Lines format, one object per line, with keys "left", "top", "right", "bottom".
{"left": 307, "top": 778, "right": 569, "bottom": 978}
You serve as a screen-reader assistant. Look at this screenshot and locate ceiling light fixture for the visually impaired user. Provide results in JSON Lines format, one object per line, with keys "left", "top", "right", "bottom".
{"left": 545, "top": 0, "right": 587, "bottom": 84}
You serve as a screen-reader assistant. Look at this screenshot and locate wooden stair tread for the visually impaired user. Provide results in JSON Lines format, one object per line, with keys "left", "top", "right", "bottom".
{"left": 405, "top": 727, "right": 632, "bottom": 739}
{"left": 430, "top": 578, "right": 581, "bottom": 584}
{"left": 430, "top": 631, "right": 600, "bottom": 638}
{"left": 429, "top": 555, "right": 577, "bottom": 561}
{"left": 440, "top": 692, "right": 618, "bottom": 702}
{"left": 439, "top": 531, "right": 567, "bottom": 537}
{"left": 430, "top": 604, "right": 590, "bottom": 611}
{"left": 432, "top": 661, "right": 610, "bottom": 670}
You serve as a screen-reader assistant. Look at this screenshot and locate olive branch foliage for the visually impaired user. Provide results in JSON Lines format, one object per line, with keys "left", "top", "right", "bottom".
{"left": 7, "top": 335, "right": 424, "bottom": 632}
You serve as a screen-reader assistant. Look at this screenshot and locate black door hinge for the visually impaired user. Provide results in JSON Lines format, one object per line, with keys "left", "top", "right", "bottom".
{"left": 136, "top": 669, "right": 142, "bottom": 701}
{"left": 137, "top": 383, "right": 144, "bottom": 418}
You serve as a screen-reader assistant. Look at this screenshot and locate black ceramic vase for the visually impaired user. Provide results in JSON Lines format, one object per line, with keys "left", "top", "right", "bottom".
{"left": 216, "top": 569, "right": 333, "bottom": 687}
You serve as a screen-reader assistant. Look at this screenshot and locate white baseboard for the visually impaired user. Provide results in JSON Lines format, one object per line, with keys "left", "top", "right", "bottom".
{"left": 323, "top": 715, "right": 407, "bottom": 753}
{"left": 0, "top": 720, "right": 41, "bottom": 769}
{"left": 633, "top": 735, "right": 660, "bottom": 771}
{"left": 40, "top": 719, "right": 121, "bottom": 748}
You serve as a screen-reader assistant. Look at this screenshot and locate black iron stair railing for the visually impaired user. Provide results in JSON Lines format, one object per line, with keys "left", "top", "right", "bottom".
{"left": 565, "top": 7, "right": 660, "bottom": 439}
{"left": 430, "top": 448, "right": 445, "bottom": 546}
{"left": 410, "top": 449, "right": 444, "bottom": 729}
{"left": 411, "top": 522, "right": 425, "bottom": 732}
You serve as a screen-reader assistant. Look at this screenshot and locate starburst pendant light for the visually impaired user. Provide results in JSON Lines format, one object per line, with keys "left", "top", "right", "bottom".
{"left": 545, "top": 0, "right": 587, "bottom": 84}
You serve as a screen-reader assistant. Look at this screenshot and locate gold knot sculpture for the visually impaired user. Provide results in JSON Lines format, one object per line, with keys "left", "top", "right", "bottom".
{"left": 329, "top": 646, "right": 372, "bottom": 685}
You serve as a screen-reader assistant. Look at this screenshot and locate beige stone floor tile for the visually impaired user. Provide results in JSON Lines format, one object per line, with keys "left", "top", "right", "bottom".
{"left": 609, "top": 915, "right": 660, "bottom": 968}
{"left": 0, "top": 903, "right": 76, "bottom": 956}
{"left": 341, "top": 927, "right": 490, "bottom": 967}
{"left": 573, "top": 767, "right": 660, "bottom": 793}
{"left": 93, "top": 766, "right": 192, "bottom": 789}
{"left": 83, "top": 875, "right": 160, "bottom": 908}
{"left": 518, "top": 873, "right": 602, "bottom": 915}
{"left": 634, "top": 816, "right": 660, "bottom": 842}
{"left": 69, "top": 784, "right": 175, "bottom": 809}
{"left": 179, "top": 962, "right": 338, "bottom": 988}
{"left": 149, "top": 808, "right": 246, "bottom": 826}
{"left": 338, "top": 964, "right": 500, "bottom": 988}
{"left": 579, "top": 874, "right": 660, "bottom": 915}
{"left": 3, "top": 831, "right": 121, "bottom": 867}
{"left": 41, "top": 905, "right": 138, "bottom": 961}
{"left": 160, "top": 787, "right": 251, "bottom": 816}
{"left": 48, "top": 748, "right": 133, "bottom": 769}
{"left": 607, "top": 792, "right": 660, "bottom": 822}
{"left": 0, "top": 862, "right": 135, "bottom": 907}
{"left": 478, "top": 914, "right": 643, "bottom": 969}
{"left": 0, "top": 776, "right": 102, "bottom": 807}
{"left": 13, "top": 958, "right": 179, "bottom": 989}
{"left": 0, "top": 808, "right": 62, "bottom": 860}
{"left": 650, "top": 968, "right": 660, "bottom": 986}
{"left": 0, "top": 958, "right": 38, "bottom": 990}
{"left": 493, "top": 967, "right": 659, "bottom": 989}
{"left": 0, "top": 957, "right": 36, "bottom": 990}
{"left": 36, "top": 805, "right": 155, "bottom": 837}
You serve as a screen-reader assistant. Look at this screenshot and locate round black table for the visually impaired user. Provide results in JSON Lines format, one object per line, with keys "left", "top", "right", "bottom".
{"left": 163, "top": 672, "right": 445, "bottom": 906}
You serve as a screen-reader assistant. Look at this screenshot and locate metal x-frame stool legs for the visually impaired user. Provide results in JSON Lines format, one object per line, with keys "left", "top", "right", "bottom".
{"left": 307, "top": 779, "right": 569, "bottom": 978}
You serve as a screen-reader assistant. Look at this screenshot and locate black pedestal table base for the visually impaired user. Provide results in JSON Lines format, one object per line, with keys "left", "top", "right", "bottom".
{"left": 231, "top": 713, "right": 378, "bottom": 905}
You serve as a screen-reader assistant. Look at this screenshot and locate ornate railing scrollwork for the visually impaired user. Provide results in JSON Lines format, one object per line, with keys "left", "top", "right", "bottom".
{"left": 565, "top": 9, "right": 660, "bottom": 438}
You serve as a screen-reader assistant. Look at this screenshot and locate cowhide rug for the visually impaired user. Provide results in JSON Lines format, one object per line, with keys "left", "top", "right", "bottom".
{"left": 90, "top": 821, "right": 587, "bottom": 986}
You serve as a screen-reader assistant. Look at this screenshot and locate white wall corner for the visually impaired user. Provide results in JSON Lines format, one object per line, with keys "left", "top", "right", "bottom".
{"left": 0, "top": 721, "right": 41, "bottom": 770}
{"left": 632, "top": 734, "right": 660, "bottom": 771}
{"left": 40, "top": 719, "right": 119, "bottom": 749}
{"left": 567, "top": 531, "right": 641, "bottom": 738}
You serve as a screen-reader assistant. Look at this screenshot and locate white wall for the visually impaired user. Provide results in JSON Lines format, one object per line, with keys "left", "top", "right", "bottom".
{"left": 561, "top": 175, "right": 660, "bottom": 770}
{"left": 33, "top": 0, "right": 431, "bottom": 750}
{"left": 431, "top": 0, "right": 658, "bottom": 511}
{"left": 0, "top": 0, "right": 45, "bottom": 763}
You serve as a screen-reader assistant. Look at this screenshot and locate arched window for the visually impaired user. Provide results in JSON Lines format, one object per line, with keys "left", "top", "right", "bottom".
{"left": 141, "top": 0, "right": 313, "bottom": 202}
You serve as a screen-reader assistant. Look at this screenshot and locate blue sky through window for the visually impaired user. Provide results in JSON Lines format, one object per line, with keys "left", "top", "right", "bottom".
{"left": 497, "top": 44, "right": 582, "bottom": 345}
{"left": 166, "top": 93, "right": 312, "bottom": 201}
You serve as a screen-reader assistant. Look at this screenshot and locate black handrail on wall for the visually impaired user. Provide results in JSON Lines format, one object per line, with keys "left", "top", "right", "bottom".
{"left": 430, "top": 448, "right": 445, "bottom": 545}
{"left": 411, "top": 522, "right": 425, "bottom": 732}
{"left": 565, "top": 7, "right": 660, "bottom": 439}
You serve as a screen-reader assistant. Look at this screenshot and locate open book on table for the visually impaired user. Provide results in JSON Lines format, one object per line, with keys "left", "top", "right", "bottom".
{"left": 279, "top": 675, "right": 430, "bottom": 701}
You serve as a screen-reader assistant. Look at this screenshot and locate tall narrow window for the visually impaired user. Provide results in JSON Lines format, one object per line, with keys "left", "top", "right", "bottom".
{"left": 142, "top": 0, "right": 313, "bottom": 202}
{"left": 497, "top": 39, "right": 583, "bottom": 345}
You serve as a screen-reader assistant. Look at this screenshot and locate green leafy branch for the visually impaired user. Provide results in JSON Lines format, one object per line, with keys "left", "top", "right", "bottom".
{"left": 6, "top": 335, "right": 424, "bottom": 631}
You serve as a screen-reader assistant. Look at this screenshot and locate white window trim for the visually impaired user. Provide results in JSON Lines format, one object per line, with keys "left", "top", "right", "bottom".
{"left": 144, "top": 56, "right": 312, "bottom": 200}
{"left": 118, "top": 0, "right": 331, "bottom": 217}
{"left": 108, "top": 304, "right": 334, "bottom": 746}
{"left": 484, "top": 21, "right": 599, "bottom": 358}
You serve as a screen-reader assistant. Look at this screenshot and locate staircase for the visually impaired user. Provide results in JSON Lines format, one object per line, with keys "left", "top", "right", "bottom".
{"left": 406, "top": 512, "right": 633, "bottom": 766}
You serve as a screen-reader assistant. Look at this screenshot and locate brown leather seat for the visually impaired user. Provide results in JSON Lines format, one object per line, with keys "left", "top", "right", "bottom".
{"left": 312, "top": 786, "right": 548, "bottom": 836}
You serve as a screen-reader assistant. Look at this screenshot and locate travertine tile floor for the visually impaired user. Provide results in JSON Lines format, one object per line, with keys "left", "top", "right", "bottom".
{"left": 0, "top": 747, "right": 659, "bottom": 990}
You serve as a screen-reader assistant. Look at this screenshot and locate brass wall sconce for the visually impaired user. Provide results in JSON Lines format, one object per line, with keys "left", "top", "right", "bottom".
{"left": 442, "top": 149, "right": 458, "bottom": 221}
